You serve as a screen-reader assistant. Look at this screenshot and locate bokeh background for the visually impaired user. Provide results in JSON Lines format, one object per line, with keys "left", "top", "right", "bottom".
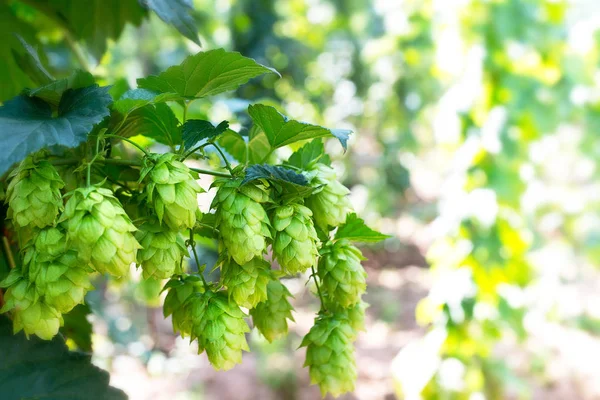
{"left": 10, "top": 0, "right": 600, "bottom": 398}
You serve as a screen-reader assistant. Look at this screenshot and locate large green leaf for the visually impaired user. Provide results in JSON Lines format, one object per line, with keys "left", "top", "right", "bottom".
{"left": 0, "top": 85, "right": 112, "bottom": 175}
{"left": 218, "top": 129, "right": 248, "bottom": 163}
{"left": 217, "top": 129, "right": 272, "bottom": 165}
{"left": 335, "top": 213, "right": 391, "bottom": 243}
{"left": 286, "top": 139, "right": 329, "bottom": 169}
{"left": 145, "top": 0, "right": 200, "bottom": 45}
{"left": 0, "top": 316, "right": 126, "bottom": 400}
{"left": 248, "top": 104, "right": 352, "bottom": 150}
{"left": 113, "top": 88, "right": 180, "bottom": 115}
{"left": 182, "top": 120, "right": 229, "bottom": 149}
{"left": 137, "top": 49, "right": 278, "bottom": 99}
{"left": 25, "top": 70, "right": 96, "bottom": 106}
{"left": 116, "top": 103, "right": 181, "bottom": 147}
{"left": 242, "top": 164, "right": 308, "bottom": 186}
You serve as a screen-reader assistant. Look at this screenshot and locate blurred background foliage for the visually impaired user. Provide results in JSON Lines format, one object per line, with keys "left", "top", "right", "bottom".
{"left": 4, "top": 0, "right": 600, "bottom": 399}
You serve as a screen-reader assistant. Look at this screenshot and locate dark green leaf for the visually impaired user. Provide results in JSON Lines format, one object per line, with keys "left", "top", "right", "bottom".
{"left": 286, "top": 139, "right": 327, "bottom": 169}
{"left": 335, "top": 213, "right": 391, "bottom": 243}
{"left": 248, "top": 104, "right": 352, "bottom": 150}
{"left": 116, "top": 103, "right": 181, "bottom": 147}
{"left": 145, "top": 0, "right": 200, "bottom": 45}
{"left": 0, "top": 85, "right": 112, "bottom": 175}
{"left": 0, "top": 315, "right": 126, "bottom": 400}
{"left": 60, "top": 303, "right": 93, "bottom": 352}
{"left": 25, "top": 70, "right": 95, "bottom": 106}
{"left": 12, "top": 34, "right": 54, "bottom": 86}
{"left": 183, "top": 120, "right": 229, "bottom": 149}
{"left": 137, "top": 49, "right": 279, "bottom": 99}
{"left": 242, "top": 164, "right": 307, "bottom": 186}
{"left": 113, "top": 88, "right": 180, "bottom": 114}
{"left": 195, "top": 212, "right": 218, "bottom": 239}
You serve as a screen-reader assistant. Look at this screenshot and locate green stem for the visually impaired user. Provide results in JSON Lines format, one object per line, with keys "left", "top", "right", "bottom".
{"left": 210, "top": 142, "right": 234, "bottom": 174}
{"left": 183, "top": 142, "right": 210, "bottom": 160}
{"left": 310, "top": 265, "right": 327, "bottom": 312}
{"left": 196, "top": 222, "right": 220, "bottom": 234}
{"left": 189, "top": 230, "right": 209, "bottom": 290}
{"left": 104, "top": 134, "right": 151, "bottom": 157}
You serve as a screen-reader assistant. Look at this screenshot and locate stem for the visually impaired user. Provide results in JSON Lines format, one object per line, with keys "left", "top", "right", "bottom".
{"left": 189, "top": 230, "right": 209, "bottom": 290}
{"left": 196, "top": 222, "right": 220, "bottom": 234}
{"left": 2, "top": 237, "right": 16, "bottom": 270}
{"left": 210, "top": 143, "right": 234, "bottom": 174}
{"left": 183, "top": 143, "right": 211, "bottom": 160}
{"left": 310, "top": 265, "right": 327, "bottom": 312}
{"left": 104, "top": 134, "right": 151, "bottom": 157}
{"left": 189, "top": 166, "right": 231, "bottom": 178}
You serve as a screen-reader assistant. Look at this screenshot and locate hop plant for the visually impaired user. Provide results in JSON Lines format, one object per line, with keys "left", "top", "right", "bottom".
{"left": 6, "top": 157, "right": 64, "bottom": 229}
{"left": 271, "top": 201, "right": 319, "bottom": 274}
{"left": 61, "top": 186, "right": 140, "bottom": 277}
{"left": 211, "top": 180, "right": 271, "bottom": 265}
{"left": 186, "top": 290, "right": 250, "bottom": 371}
{"left": 318, "top": 239, "right": 367, "bottom": 308}
{"left": 136, "top": 219, "right": 188, "bottom": 279}
{"left": 305, "top": 163, "right": 352, "bottom": 231}
{"left": 301, "top": 313, "right": 357, "bottom": 397}
{"left": 250, "top": 280, "right": 295, "bottom": 342}
{"left": 338, "top": 300, "right": 368, "bottom": 335}
{"left": 220, "top": 257, "right": 270, "bottom": 309}
{"left": 0, "top": 269, "right": 62, "bottom": 340}
{"left": 163, "top": 275, "right": 203, "bottom": 336}
{"left": 141, "top": 153, "right": 203, "bottom": 231}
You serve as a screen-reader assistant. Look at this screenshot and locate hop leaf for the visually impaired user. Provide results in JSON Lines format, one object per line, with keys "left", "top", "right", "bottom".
{"left": 142, "top": 153, "right": 204, "bottom": 231}
{"left": 6, "top": 156, "right": 64, "bottom": 229}
{"left": 61, "top": 186, "right": 140, "bottom": 277}
{"left": 220, "top": 257, "right": 270, "bottom": 309}
{"left": 305, "top": 164, "right": 352, "bottom": 230}
{"left": 318, "top": 240, "right": 367, "bottom": 308}
{"left": 136, "top": 218, "right": 189, "bottom": 279}
{"left": 186, "top": 290, "right": 250, "bottom": 371}
{"left": 271, "top": 201, "right": 319, "bottom": 274}
{"left": 211, "top": 179, "right": 271, "bottom": 265}
{"left": 250, "top": 280, "right": 295, "bottom": 342}
{"left": 300, "top": 313, "right": 357, "bottom": 397}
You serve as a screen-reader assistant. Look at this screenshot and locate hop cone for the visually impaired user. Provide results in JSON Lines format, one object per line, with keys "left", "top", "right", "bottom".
{"left": 163, "top": 275, "right": 203, "bottom": 336}
{"left": 24, "top": 227, "right": 93, "bottom": 313}
{"left": 142, "top": 153, "right": 203, "bottom": 230}
{"left": 220, "top": 257, "right": 270, "bottom": 309}
{"left": 318, "top": 240, "right": 367, "bottom": 308}
{"left": 301, "top": 313, "right": 357, "bottom": 397}
{"left": 250, "top": 280, "right": 294, "bottom": 342}
{"left": 61, "top": 186, "right": 140, "bottom": 276}
{"left": 0, "top": 269, "right": 62, "bottom": 340}
{"left": 6, "top": 157, "right": 64, "bottom": 229}
{"left": 305, "top": 164, "right": 352, "bottom": 230}
{"left": 271, "top": 201, "right": 319, "bottom": 274}
{"left": 211, "top": 180, "right": 271, "bottom": 265}
{"left": 136, "top": 219, "right": 188, "bottom": 279}
{"left": 186, "top": 290, "right": 250, "bottom": 371}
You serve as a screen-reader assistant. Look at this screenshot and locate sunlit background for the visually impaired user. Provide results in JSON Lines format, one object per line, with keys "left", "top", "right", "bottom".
{"left": 24, "top": 0, "right": 600, "bottom": 398}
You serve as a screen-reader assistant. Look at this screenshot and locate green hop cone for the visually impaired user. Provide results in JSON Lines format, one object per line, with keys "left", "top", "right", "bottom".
{"left": 305, "top": 163, "right": 352, "bottom": 231}
{"left": 220, "top": 257, "right": 270, "bottom": 309}
{"left": 61, "top": 186, "right": 140, "bottom": 277}
{"left": 211, "top": 180, "right": 271, "bottom": 265}
{"left": 301, "top": 313, "right": 357, "bottom": 397}
{"left": 142, "top": 153, "right": 203, "bottom": 230}
{"left": 318, "top": 240, "right": 367, "bottom": 308}
{"left": 250, "top": 280, "right": 295, "bottom": 342}
{"left": 0, "top": 269, "right": 62, "bottom": 340}
{"left": 6, "top": 156, "right": 64, "bottom": 229}
{"left": 271, "top": 201, "right": 319, "bottom": 274}
{"left": 186, "top": 290, "right": 250, "bottom": 371}
{"left": 163, "top": 275, "right": 203, "bottom": 337}
{"left": 136, "top": 219, "right": 188, "bottom": 279}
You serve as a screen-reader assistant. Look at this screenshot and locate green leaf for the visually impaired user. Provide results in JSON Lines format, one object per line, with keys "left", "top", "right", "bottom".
{"left": 248, "top": 104, "right": 352, "bottom": 150}
{"left": 0, "top": 315, "right": 126, "bottom": 400}
{"left": 12, "top": 34, "right": 54, "bottom": 86}
{"left": 113, "top": 88, "right": 180, "bottom": 114}
{"left": 242, "top": 164, "right": 308, "bottom": 186}
{"left": 286, "top": 139, "right": 329, "bottom": 169}
{"left": 218, "top": 129, "right": 248, "bottom": 163}
{"left": 60, "top": 303, "right": 93, "bottom": 352}
{"left": 25, "top": 70, "right": 96, "bottom": 106}
{"left": 116, "top": 103, "right": 181, "bottom": 147}
{"left": 137, "top": 49, "right": 279, "bottom": 99}
{"left": 0, "top": 85, "right": 112, "bottom": 175}
{"left": 335, "top": 213, "right": 391, "bottom": 243}
{"left": 145, "top": 0, "right": 200, "bottom": 45}
{"left": 182, "top": 120, "right": 229, "bottom": 149}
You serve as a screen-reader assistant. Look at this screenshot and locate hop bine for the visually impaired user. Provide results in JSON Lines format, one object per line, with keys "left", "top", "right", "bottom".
{"left": 305, "top": 163, "right": 352, "bottom": 231}
{"left": 136, "top": 218, "right": 188, "bottom": 279}
{"left": 220, "top": 257, "right": 270, "bottom": 309}
{"left": 60, "top": 186, "right": 140, "bottom": 277}
{"left": 141, "top": 153, "right": 204, "bottom": 231}
{"left": 271, "top": 200, "right": 319, "bottom": 275}
{"left": 250, "top": 280, "right": 295, "bottom": 342}
{"left": 6, "top": 156, "right": 64, "bottom": 229}
{"left": 211, "top": 179, "right": 271, "bottom": 265}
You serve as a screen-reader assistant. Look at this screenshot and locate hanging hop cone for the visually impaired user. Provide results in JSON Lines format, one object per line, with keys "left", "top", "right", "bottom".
{"left": 271, "top": 201, "right": 319, "bottom": 275}
{"left": 318, "top": 239, "right": 367, "bottom": 308}
{"left": 305, "top": 163, "right": 352, "bottom": 231}
{"left": 136, "top": 218, "right": 189, "bottom": 279}
{"left": 300, "top": 312, "right": 357, "bottom": 397}
{"left": 24, "top": 227, "right": 93, "bottom": 314}
{"left": 6, "top": 156, "right": 64, "bottom": 229}
{"left": 141, "top": 153, "right": 204, "bottom": 231}
{"left": 163, "top": 275, "right": 204, "bottom": 337}
{"left": 0, "top": 269, "right": 62, "bottom": 340}
{"left": 220, "top": 257, "right": 270, "bottom": 309}
{"left": 186, "top": 289, "right": 250, "bottom": 371}
{"left": 211, "top": 179, "right": 271, "bottom": 265}
{"left": 250, "top": 280, "right": 295, "bottom": 342}
{"left": 60, "top": 186, "right": 140, "bottom": 277}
